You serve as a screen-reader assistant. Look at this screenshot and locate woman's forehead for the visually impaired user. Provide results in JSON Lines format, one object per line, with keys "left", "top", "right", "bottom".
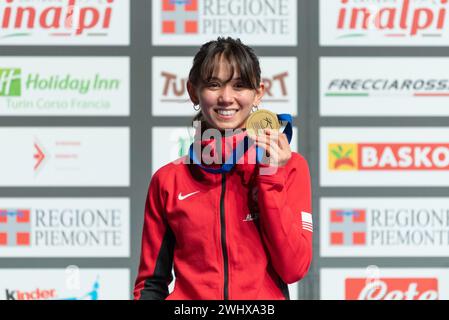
{"left": 210, "top": 56, "right": 240, "bottom": 79}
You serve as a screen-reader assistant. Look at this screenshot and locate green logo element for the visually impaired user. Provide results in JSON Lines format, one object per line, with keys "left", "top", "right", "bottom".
{"left": 0, "top": 68, "right": 21, "bottom": 97}
{"left": 178, "top": 136, "right": 194, "bottom": 157}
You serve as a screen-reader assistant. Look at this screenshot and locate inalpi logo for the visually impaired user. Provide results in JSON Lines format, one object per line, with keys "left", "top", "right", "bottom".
{"left": 336, "top": 0, "right": 449, "bottom": 38}
{"left": 346, "top": 278, "right": 439, "bottom": 300}
{"left": 0, "top": 0, "right": 116, "bottom": 37}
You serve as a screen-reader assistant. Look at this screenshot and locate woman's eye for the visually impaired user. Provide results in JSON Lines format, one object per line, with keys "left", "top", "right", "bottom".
{"left": 207, "top": 82, "right": 220, "bottom": 88}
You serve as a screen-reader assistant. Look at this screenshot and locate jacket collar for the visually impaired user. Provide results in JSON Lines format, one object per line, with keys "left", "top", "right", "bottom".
{"left": 187, "top": 127, "right": 258, "bottom": 186}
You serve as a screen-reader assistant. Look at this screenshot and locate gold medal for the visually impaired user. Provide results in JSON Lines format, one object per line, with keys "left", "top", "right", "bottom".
{"left": 245, "top": 109, "right": 280, "bottom": 137}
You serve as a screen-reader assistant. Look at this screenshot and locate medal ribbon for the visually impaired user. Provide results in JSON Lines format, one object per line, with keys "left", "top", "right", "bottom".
{"left": 188, "top": 113, "right": 293, "bottom": 174}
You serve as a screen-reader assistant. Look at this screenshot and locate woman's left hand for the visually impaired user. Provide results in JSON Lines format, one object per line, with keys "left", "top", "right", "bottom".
{"left": 249, "top": 128, "right": 292, "bottom": 167}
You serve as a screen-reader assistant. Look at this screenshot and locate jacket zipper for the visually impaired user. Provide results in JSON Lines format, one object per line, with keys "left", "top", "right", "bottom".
{"left": 220, "top": 173, "right": 229, "bottom": 300}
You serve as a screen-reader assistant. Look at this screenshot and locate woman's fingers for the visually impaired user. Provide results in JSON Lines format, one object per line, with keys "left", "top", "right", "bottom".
{"left": 250, "top": 128, "right": 292, "bottom": 167}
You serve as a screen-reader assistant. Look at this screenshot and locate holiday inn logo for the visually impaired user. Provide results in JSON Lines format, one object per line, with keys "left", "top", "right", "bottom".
{"left": 0, "top": 69, "right": 21, "bottom": 97}
{"left": 0, "top": 69, "right": 120, "bottom": 96}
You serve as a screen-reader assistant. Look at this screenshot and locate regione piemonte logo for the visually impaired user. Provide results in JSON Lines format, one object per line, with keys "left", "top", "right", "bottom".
{"left": 0, "top": 209, "right": 31, "bottom": 246}
{"left": 330, "top": 209, "right": 366, "bottom": 246}
{"left": 328, "top": 143, "right": 449, "bottom": 170}
{"left": 0, "top": 69, "right": 21, "bottom": 97}
{"left": 0, "top": 198, "right": 130, "bottom": 257}
{"left": 153, "top": 0, "right": 297, "bottom": 45}
{"left": 161, "top": 0, "right": 199, "bottom": 34}
{"left": 321, "top": 0, "right": 449, "bottom": 46}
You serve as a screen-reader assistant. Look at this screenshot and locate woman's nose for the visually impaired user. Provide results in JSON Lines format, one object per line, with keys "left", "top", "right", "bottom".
{"left": 218, "top": 85, "right": 234, "bottom": 105}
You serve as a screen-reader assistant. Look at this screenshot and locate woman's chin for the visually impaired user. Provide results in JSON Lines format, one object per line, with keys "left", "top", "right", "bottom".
{"left": 214, "top": 121, "right": 241, "bottom": 131}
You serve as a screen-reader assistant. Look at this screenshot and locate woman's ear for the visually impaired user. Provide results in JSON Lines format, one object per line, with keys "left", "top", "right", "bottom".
{"left": 187, "top": 80, "right": 199, "bottom": 105}
{"left": 254, "top": 81, "right": 265, "bottom": 106}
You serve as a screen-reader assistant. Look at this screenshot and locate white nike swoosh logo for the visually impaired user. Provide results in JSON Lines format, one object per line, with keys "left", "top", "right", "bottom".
{"left": 178, "top": 191, "right": 200, "bottom": 201}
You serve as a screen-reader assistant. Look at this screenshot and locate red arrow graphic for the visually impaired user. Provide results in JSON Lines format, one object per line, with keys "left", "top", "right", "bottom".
{"left": 34, "top": 142, "right": 45, "bottom": 171}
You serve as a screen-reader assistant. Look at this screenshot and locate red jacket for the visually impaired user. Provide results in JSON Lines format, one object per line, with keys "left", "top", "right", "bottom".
{"left": 134, "top": 129, "right": 312, "bottom": 300}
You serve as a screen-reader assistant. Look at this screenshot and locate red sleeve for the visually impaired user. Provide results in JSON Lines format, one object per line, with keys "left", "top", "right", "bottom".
{"left": 256, "top": 153, "right": 313, "bottom": 284}
{"left": 133, "top": 169, "right": 175, "bottom": 300}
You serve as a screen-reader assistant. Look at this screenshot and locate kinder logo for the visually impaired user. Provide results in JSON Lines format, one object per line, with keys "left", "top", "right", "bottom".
{"left": 5, "top": 279, "right": 99, "bottom": 300}
{"left": 345, "top": 278, "right": 439, "bottom": 300}
{"left": 336, "top": 0, "right": 449, "bottom": 38}
{"left": 329, "top": 143, "right": 449, "bottom": 170}
{"left": 0, "top": 69, "right": 21, "bottom": 96}
{"left": 330, "top": 209, "right": 366, "bottom": 246}
{"left": 0, "top": 209, "right": 31, "bottom": 246}
{"left": 0, "top": 0, "right": 116, "bottom": 38}
{"left": 161, "top": 0, "right": 199, "bottom": 34}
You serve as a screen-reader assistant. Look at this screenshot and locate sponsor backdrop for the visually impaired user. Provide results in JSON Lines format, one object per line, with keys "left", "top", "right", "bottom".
{"left": 1, "top": 0, "right": 449, "bottom": 300}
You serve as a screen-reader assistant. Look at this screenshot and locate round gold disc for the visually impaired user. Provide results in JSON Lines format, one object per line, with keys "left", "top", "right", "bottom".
{"left": 245, "top": 109, "right": 280, "bottom": 137}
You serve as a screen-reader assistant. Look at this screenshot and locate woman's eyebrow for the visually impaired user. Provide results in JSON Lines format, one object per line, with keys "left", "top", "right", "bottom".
{"left": 209, "top": 76, "right": 242, "bottom": 81}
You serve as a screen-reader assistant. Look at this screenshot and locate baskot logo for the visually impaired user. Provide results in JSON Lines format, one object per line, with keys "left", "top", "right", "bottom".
{"left": 329, "top": 143, "right": 449, "bottom": 170}
{"left": 0, "top": 69, "right": 21, "bottom": 97}
{"left": 328, "top": 144, "right": 358, "bottom": 170}
{"left": 336, "top": 0, "right": 449, "bottom": 39}
{"left": 345, "top": 278, "right": 439, "bottom": 300}
{"left": 0, "top": 209, "right": 31, "bottom": 246}
{"left": 0, "top": 0, "right": 116, "bottom": 38}
{"left": 330, "top": 209, "right": 366, "bottom": 246}
{"left": 161, "top": 0, "right": 199, "bottom": 34}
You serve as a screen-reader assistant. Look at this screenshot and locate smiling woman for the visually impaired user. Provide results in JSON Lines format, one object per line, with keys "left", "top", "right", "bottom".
{"left": 186, "top": 37, "right": 264, "bottom": 132}
{"left": 134, "top": 37, "right": 312, "bottom": 301}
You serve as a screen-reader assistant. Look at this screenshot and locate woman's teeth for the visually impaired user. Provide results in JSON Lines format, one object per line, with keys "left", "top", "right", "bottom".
{"left": 217, "top": 109, "right": 237, "bottom": 116}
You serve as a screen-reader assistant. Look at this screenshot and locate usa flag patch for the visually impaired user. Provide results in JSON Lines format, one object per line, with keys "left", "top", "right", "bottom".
{"left": 301, "top": 211, "right": 313, "bottom": 232}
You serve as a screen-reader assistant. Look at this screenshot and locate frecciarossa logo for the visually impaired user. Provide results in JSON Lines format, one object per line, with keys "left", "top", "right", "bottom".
{"left": 329, "top": 143, "right": 449, "bottom": 170}
{"left": 0, "top": 0, "right": 115, "bottom": 37}
{"left": 337, "top": 0, "right": 449, "bottom": 37}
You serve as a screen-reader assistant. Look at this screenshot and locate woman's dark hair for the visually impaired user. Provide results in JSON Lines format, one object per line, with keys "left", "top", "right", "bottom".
{"left": 188, "top": 37, "right": 261, "bottom": 126}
